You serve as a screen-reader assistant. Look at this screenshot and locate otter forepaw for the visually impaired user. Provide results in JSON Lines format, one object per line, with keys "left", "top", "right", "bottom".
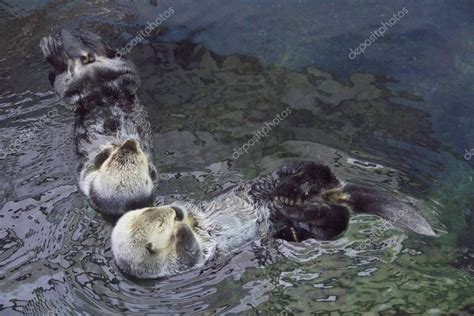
{"left": 272, "top": 180, "right": 306, "bottom": 207}
{"left": 275, "top": 161, "right": 340, "bottom": 195}
{"left": 275, "top": 161, "right": 314, "bottom": 178}
{"left": 273, "top": 195, "right": 304, "bottom": 207}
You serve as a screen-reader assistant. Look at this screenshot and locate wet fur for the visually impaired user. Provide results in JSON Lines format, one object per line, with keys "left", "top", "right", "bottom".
{"left": 112, "top": 160, "right": 435, "bottom": 279}
{"left": 112, "top": 206, "right": 216, "bottom": 278}
{"left": 40, "top": 30, "right": 157, "bottom": 216}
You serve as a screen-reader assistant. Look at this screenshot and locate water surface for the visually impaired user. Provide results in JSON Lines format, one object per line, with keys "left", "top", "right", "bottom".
{"left": 0, "top": 1, "right": 473, "bottom": 314}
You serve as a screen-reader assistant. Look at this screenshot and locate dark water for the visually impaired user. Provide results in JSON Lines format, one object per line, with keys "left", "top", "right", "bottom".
{"left": 0, "top": 0, "right": 473, "bottom": 314}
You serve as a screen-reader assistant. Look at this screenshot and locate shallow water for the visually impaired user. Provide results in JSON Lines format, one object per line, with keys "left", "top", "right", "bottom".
{"left": 0, "top": 0, "right": 473, "bottom": 314}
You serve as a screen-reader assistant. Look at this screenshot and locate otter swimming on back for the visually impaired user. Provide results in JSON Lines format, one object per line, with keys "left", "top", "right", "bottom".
{"left": 39, "top": 30, "right": 157, "bottom": 216}
{"left": 111, "top": 161, "right": 436, "bottom": 279}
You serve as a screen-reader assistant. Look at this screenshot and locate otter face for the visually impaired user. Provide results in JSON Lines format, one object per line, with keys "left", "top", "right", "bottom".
{"left": 85, "top": 139, "right": 155, "bottom": 216}
{"left": 111, "top": 206, "right": 205, "bottom": 279}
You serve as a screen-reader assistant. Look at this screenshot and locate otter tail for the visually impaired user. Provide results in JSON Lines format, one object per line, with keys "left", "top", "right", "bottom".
{"left": 343, "top": 185, "right": 436, "bottom": 236}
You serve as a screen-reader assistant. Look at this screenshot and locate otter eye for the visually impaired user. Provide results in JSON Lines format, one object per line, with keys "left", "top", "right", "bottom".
{"left": 80, "top": 55, "right": 88, "bottom": 64}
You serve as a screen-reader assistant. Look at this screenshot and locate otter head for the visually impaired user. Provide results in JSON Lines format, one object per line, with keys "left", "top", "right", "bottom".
{"left": 84, "top": 139, "right": 156, "bottom": 216}
{"left": 111, "top": 205, "right": 208, "bottom": 279}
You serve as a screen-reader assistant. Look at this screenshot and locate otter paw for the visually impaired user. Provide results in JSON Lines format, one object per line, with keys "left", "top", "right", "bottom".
{"left": 272, "top": 180, "right": 305, "bottom": 207}
{"left": 276, "top": 161, "right": 339, "bottom": 194}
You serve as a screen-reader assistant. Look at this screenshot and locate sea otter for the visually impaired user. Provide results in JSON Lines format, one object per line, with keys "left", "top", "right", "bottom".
{"left": 111, "top": 161, "right": 435, "bottom": 279}
{"left": 39, "top": 30, "right": 157, "bottom": 216}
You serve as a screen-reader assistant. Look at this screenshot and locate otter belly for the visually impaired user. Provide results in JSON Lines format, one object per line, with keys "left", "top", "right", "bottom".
{"left": 204, "top": 189, "right": 266, "bottom": 253}
{"left": 213, "top": 213, "right": 258, "bottom": 252}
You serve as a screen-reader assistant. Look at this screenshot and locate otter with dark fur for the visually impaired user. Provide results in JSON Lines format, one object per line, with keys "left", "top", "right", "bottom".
{"left": 112, "top": 161, "right": 435, "bottom": 279}
{"left": 40, "top": 30, "right": 157, "bottom": 216}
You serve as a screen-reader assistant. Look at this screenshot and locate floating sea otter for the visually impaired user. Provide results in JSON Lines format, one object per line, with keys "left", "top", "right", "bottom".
{"left": 39, "top": 30, "right": 157, "bottom": 216}
{"left": 112, "top": 161, "right": 436, "bottom": 279}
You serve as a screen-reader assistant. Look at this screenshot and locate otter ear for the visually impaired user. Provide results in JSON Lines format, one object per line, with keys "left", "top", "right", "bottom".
{"left": 344, "top": 185, "right": 436, "bottom": 236}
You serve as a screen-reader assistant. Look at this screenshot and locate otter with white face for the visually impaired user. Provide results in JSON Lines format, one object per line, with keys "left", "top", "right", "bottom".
{"left": 40, "top": 30, "right": 157, "bottom": 216}
{"left": 112, "top": 161, "right": 436, "bottom": 279}
{"left": 112, "top": 205, "right": 216, "bottom": 278}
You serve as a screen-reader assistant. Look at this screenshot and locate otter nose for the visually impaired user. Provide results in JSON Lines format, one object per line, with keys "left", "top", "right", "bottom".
{"left": 119, "top": 139, "right": 139, "bottom": 153}
{"left": 171, "top": 206, "right": 184, "bottom": 221}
